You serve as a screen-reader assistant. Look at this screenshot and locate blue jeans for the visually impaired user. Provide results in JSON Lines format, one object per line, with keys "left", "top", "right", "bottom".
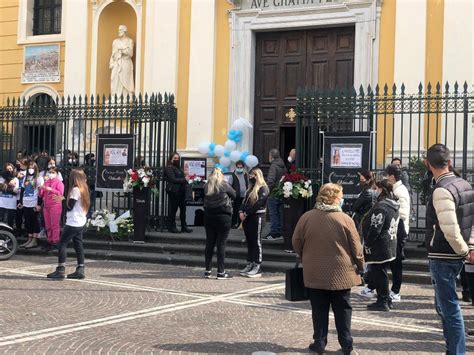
{"left": 429, "top": 259, "right": 465, "bottom": 355}
{"left": 267, "top": 196, "right": 282, "bottom": 235}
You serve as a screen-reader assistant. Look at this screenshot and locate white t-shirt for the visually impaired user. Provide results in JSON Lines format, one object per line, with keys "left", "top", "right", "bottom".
{"left": 0, "top": 177, "right": 19, "bottom": 210}
{"left": 66, "top": 187, "right": 87, "bottom": 227}
{"left": 23, "top": 176, "right": 44, "bottom": 208}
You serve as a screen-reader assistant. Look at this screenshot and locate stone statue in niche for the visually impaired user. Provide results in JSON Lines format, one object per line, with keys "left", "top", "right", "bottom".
{"left": 109, "top": 25, "right": 135, "bottom": 97}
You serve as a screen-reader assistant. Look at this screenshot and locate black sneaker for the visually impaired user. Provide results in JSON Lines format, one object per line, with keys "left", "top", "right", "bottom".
{"left": 67, "top": 266, "right": 85, "bottom": 279}
{"left": 462, "top": 291, "right": 472, "bottom": 303}
{"left": 367, "top": 300, "right": 390, "bottom": 312}
{"left": 169, "top": 227, "right": 181, "bottom": 234}
{"left": 308, "top": 342, "right": 325, "bottom": 354}
{"left": 217, "top": 272, "right": 233, "bottom": 280}
{"left": 181, "top": 226, "right": 193, "bottom": 233}
{"left": 204, "top": 270, "right": 212, "bottom": 279}
{"left": 47, "top": 266, "right": 65, "bottom": 281}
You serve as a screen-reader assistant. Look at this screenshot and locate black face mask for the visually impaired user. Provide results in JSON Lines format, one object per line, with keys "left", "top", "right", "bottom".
{"left": 249, "top": 177, "right": 256, "bottom": 184}
{"left": 2, "top": 171, "right": 13, "bottom": 180}
{"left": 172, "top": 160, "right": 180, "bottom": 167}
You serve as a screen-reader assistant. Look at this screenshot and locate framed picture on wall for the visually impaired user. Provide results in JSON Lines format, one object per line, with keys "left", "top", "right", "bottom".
{"left": 22, "top": 44, "right": 60, "bottom": 83}
{"left": 181, "top": 157, "right": 207, "bottom": 180}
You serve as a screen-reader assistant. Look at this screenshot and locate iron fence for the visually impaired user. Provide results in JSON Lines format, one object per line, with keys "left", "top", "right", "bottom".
{"left": 296, "top": 82, "right": 474, "bottom": 239}
{"left": 0, "top": 93, "right": 177, "bottom": 230}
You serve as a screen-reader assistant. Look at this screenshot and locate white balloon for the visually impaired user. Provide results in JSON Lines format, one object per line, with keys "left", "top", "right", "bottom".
{"left": 197, "top": 142, "right": 210, "bottom": 155}
{"left": 232, "top": 117, "right": 253, "bottom": 130}
{"left": 245, "top": 155, "right": 259, "bottom": 169}
{"left": 224, "top": 140, "right": 236, "bottom": 152}
{"left": 219, "top": 156, "right": 231, "bottom": 168}
{"left": 230, "top": 150, "right": 241, "bottom": 162}
{"left": 214, "top": 145, "right": 225, "bottom": 157}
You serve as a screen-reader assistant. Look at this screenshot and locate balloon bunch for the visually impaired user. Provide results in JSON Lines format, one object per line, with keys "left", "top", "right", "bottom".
{"left": 197, "top": 117, "right": 259, "bottom": 172}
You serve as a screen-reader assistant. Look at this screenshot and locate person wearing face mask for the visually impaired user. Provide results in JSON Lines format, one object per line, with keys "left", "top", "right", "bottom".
{"left": 285, "top": 148, "right": 297, "bottom": 172}
{"left": 15, "top": 159, "right": 28, "bottom": 236}
{"left": 19, "top": 162, "right": 44, "bottom": 249}
{"left": 361, "top": 179, "right": 400, "bottom": 312}
{"left": 39, "top": 167, "right": 64, "bottom": 251}
{"left": 0, "top": 163, "right": 20, "bottom": 228}
{"left": 164, "top": 152, "right": 192, "bottom": 234}
{"left": 292, "top": 183, "right": 364, "bottom": 355}
{"left": 230, "top": 160, "right": 248, "bottom": 229}
{"left": 351, "top": 170, "right": 376, "bottom": 229}
{"left": 41, "top": 158, "right": 64, "bottom": 182}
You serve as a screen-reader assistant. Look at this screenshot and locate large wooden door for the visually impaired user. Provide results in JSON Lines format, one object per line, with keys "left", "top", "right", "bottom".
{"left": 254, "top": 27, "right": 355, "bottom": 169}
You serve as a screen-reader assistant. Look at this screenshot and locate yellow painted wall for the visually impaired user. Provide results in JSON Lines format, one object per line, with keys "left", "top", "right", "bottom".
{"left": 96, "top": 1, "right": 137, "bottom": 97}
{"left": 376, "top": 0, "right": 396, "bottom": 166}
{"left": 212, "top": 0, "right": 233, "bottom": 145}
{"left": 176, "top": 0, "right": 192, "bottom": 149}
{"left": 424, "top": 0, "right": 444, "bottom": 147}
{"left": 0, "top": 2, "right": 65, "bottom": 104}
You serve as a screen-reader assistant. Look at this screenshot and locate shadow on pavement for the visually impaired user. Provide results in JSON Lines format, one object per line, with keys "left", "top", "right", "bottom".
{"left": 154, "top": 341, "right": 315, "bottom": 353}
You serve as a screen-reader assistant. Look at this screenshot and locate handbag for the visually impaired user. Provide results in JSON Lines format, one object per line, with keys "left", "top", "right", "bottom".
{"left": 285, "top": 261, "right": 309, "bottom": 302}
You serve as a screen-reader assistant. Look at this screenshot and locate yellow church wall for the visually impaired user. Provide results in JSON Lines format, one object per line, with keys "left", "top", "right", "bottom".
{"left": 0, "top": 2, "right": 65, "bottom": 104}
{"left": 212, "top": 0, "right": 233, "bottom": 145}
{"left": 96, "top": 1, "right": 137, "bottom": 97}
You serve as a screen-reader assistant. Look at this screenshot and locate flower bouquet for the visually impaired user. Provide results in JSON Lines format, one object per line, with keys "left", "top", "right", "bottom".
{"left": 123, "top": 167, "right": 158, "bottom": 193}
{"left": 87, "top": 209, "right": 116, "bottom": 239}
{"left": 116, "top": 217, "right": 134, "bottom": 239}
{"left": 272, "top": 170, "right": 313, "bottom": 200}
{"left": 187, "top": 175, "right": 206, "bottom": 186}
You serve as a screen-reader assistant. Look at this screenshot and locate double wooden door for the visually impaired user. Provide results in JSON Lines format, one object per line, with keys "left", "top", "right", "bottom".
{"left": 253, "top": 27, "right": 355, "bottom": 168}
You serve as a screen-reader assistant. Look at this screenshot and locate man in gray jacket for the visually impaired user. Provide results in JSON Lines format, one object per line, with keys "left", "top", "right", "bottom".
{"left": 424, "top": 144, "right": 474, "bottom": 355}
{"left": 264, "top": 149, "right": 286, "bottom": 241}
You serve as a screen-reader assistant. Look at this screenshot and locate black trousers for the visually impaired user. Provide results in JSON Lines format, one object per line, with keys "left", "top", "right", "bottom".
{"left": 15, "top": 206, "right": 23, "bottom": 230}
{"left": 308, "top": 288, "right": 353, "bottom": 352}
{"left": 167, "top": 191, "right": 186, "bottom": 229}
{"left": 0, "top": 208, "right": 15, "bottom": 228}
{"left": 58, "top": 225, "right": 85, "bottom": 265}
{"left": 23, "top": 207, "right": 40, "bottom": 234}
{"left": 231, "top": 197, "right": 243, "bottom": 226}
{"left": 204, "top": 213, "right": 231, "bottom": 273}
{"left": 242, "top": 213, "right": 264, "bottom": 264}
{"left": 370, "top": 262, "right": 391, "bottom": 302}
{"left": 463, "top": 268, "right": 474, "bottom": 299}
{"left": 390, "top": 256, "right": 403, "bottom": 294}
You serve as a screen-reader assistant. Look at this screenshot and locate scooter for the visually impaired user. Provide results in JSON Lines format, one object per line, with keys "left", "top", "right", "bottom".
{"left": 0, "top": 222, "right": 17, "bottom": 260}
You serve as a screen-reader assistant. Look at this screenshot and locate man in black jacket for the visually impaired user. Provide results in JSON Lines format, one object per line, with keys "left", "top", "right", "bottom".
{"left": 424, "top": 144, "right": 474, "bottom": 355}
{"left": 229, "top": 160, "right": 248, "bottom": 229}
{"left": 264, "top": 149, "right": 286, "bottom": 241}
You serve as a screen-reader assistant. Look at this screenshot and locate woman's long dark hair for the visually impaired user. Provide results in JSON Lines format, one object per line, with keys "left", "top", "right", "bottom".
{"left": 375, "top": 178, "right": 397, "bottom": 201}
{"left": 359, "top": 170, "right": 375, "bottom": 189}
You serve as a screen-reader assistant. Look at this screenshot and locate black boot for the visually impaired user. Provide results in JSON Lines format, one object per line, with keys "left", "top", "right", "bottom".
{"left": 462, "top": 290, "right": 472, "bottom": 303}
{"left": 169, "top": 227, "right": 181, "bottom": 234}
{"left": 67, "top": 266, "right": 85, "bottom": 279}
{"left": 47, "top": 266, "right": 65, "bottom": 280}
{"left": 367, "top": 298, "right": 390, "bottom": 312}
{"left": 181, "top": 226, "right": 193, "bottom": 233}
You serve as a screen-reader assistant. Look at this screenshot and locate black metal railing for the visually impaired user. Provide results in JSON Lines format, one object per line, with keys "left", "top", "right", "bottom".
{"left": 0, "top": 93, "right": 177, "bottom": 230}
{"left": 296, "top": 82, "right": 474, "bottom": 239}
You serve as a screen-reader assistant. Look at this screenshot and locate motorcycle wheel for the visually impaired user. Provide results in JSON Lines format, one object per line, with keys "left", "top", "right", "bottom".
{"left": 0, "top": 230, "right": 18, "bottom": 260}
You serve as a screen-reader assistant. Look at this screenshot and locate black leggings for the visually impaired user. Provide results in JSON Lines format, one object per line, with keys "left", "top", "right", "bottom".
{"left": 204, "top": 213, "right": 231, "bottom": 273}
{"left": 167, "top": 191, "right": 186, "bottom": 228}
{"left": 58, "top": 225, "right": 85, "bottom": 266}
{"left": 242, "top": 213, "right": 265, "bottom": 264}
{"left": 0, "top": 208, "right": 15, "bottom": 228}
{"left": 23, "top": 207, "right": 40, "bottom": 234}
{"left": 370, "top": 262, "right": 391, "bottom": 302}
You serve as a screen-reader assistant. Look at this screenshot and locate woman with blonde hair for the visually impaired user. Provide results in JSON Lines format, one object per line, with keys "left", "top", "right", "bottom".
{"left": 293, "top": 183, "right": 364, "bottom": 354}
{"left": 47, "top": 169, "right": 90, "bottom": 280}
{"left": 203, "top": 168, "right": 236, "bottom": 279}
{"left": 239, "top": 168, "right": 269, "bottom": 278}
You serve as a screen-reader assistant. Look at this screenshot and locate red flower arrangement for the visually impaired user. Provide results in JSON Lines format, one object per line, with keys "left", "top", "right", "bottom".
{"left": 271, "top": 169, "right": 313, "bottom": 199}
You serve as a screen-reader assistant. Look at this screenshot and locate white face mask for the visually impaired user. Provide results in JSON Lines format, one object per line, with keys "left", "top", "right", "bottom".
{"left": 287, "top": 157, "right": 293, "bottom": 163}
{"left": 28, "top": 168, "right": 35, "bottom": 175}
{"left": 49, "top": 173, "right": 57, "bottom": 179}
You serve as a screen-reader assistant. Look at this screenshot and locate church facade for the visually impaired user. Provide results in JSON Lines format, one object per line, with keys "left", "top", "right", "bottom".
{"left": 0, "top": 0, "right": 472, "bottom": 166}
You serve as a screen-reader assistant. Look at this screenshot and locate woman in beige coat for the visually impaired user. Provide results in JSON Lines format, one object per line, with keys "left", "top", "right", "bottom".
{"left": 293, "top": 183, "right": 364, "bottom": 355}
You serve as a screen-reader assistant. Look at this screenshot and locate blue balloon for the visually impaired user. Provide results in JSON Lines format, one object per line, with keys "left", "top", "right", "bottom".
{"left": 208, "top": 150, "right": 215, "bottom": 158}
{"left": 215, "top": 163, "right": 222, "bottom": 169}
{"left": 234, "top": 136, "right": 242, "bottom": 143}
{"left": 209, "top": 143, "right": 216, "bottom": 150}
{"left": 224, "top": 150, "right": 230, "bottom": 157}
{"left": 240, "top": 151, "right": 249, "bottom": 161}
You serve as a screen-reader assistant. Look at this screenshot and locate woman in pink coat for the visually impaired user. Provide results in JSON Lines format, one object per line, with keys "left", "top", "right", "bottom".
{"left": 39, "top": 167, "right": 64, "bottom": 250}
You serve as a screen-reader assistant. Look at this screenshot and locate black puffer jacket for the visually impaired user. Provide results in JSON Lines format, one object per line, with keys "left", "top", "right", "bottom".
{"left": 164, "top": 165, "right": 187, "bottom": 194}
{"left": 240, "top": 185, "right": 269, "bottom": 216}
{"left": 266, "top": 158, "right": 286, "bottom": 192}
{"left": 352, "top": 187, "right": 376, "bottom": 228}
{"left": 361, "top": 197, "right": 400, "bottom": 264}
{"left": 203, "top": 182, "right": 236, "bottom": 215}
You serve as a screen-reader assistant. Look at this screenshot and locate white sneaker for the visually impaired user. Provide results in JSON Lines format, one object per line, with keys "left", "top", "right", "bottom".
{"left": 37, "top": 229, "right": 47, "bottom": 240}
{"left": 239, "top": 263, "right": 254, "bottom": 276}
{"left": 390, "top": 291, "right": 401, "bottom": 302}
{"left": 246, "top": 264, "right": 262, "bottom": 278}
{"left": 359, "top": 286, "right": 376, "bottom": 299}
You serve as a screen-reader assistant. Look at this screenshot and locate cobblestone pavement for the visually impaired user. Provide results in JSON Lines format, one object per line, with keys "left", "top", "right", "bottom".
{"left": 0, "top": 255, "right": 473, "bottom": 354}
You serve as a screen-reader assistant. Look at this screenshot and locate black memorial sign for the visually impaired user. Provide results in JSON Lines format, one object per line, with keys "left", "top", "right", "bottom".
{"left": 322, "top": 132, "right": 371, "bottom": 198}
{"left": 96, "top": 134, "right": 134, "bottom": 191}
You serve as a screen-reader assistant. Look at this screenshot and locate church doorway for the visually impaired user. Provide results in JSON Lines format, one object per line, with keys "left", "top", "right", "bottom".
{"left": 253, "top": 26, "right": 355, "bottom": 169}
